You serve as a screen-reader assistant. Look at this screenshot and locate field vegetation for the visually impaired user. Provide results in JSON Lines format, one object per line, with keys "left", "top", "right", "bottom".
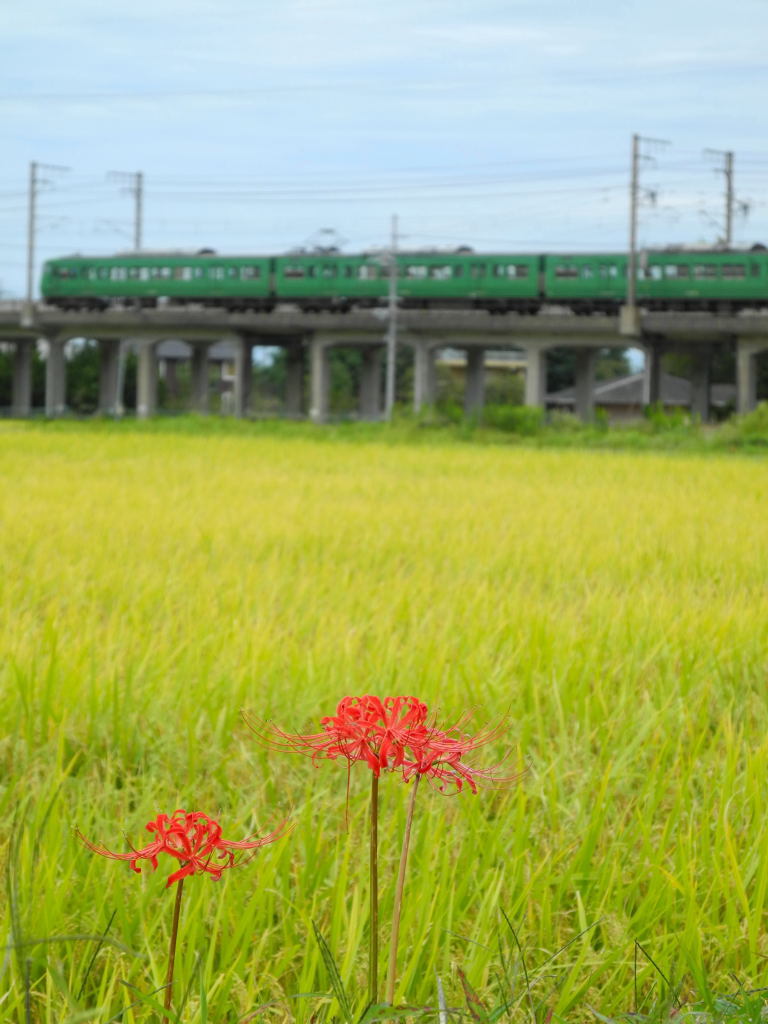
{"left": 1, "top": 419, "right": 767, "bottom": 1023}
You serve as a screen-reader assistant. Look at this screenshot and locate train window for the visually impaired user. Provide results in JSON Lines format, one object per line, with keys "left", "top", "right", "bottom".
{"left": 210, "top": 267, "right": 226, "bottom": 280}
{"left": 406, "top": 265, "right": 428, "bottom": 279}
{"left": 599, "top": 264, "right": 619, "bottom": 279}
{"left": 357, "top": 265, "right": 378, "bottom": 280}
{"left": 240, "top": 266, "right": 261, "bottom": 279}
{"left": 555, "top": 265, "right": 578, "bottom": 278}
{"left": 470, "top": 263, "right": 486, "bottom": 279}
{"left": 284, "top": 265, "right": 306, "bottom": 278}
{"left": 110, "top": 267, "right": 127, "bottom": 281}
{"left": 344, "top": 266, "right": 355, "bottom": 278}
{"left": 128, "top": 267, "right": 141, "bottom": 280}
{"left": 694, "top": 264, "right": 717, "bottom": 279}
{"left": 194, "top": 267, "right": 206, "bottom": 279}
{"left": 648, "top": 266, "right": 662, "bottom": 280}
{"left": 319, "top": 264, "right": 337, "bottom": 278}
{"left": 139, "top": 268, "right": 150, "bottom": 281}
{"left": 98, "top": 267, "right": 110, "bottom": 280}
{"left": 751, "top": 263, "right": 761, "bottom": 277}
{"left": 453, "top": 265, "right": 464, "bottom": 277}
{"left": 430, "top": 265, "right": 452, "bottom": 280}
{"left": 493, "top": 264, "right": 528, "bottom": 278}
{"left": 722, "top": 264, "right": 746, "bottom": 279}
{"left": 580, "top": 265, "right": 594, "bottom": 279}
{"left": 160, "top": 267, "right": 172, "bottom": 279}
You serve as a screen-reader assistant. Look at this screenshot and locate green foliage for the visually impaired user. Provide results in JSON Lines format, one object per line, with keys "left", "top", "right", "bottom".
{"left": 481, "top": 404, "right": 545, "bottom": 434}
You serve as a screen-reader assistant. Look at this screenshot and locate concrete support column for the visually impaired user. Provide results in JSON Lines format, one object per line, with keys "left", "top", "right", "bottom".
{"left": 137, "top": 340, "right": 158, "bottom": 419}
{"left": 524, "top": 346, "right": 547, "bottom": 408}
{"left": 12, "top": 341, "right": 33, "bottom": 417}
{"left": 464, "top": 348, "right": 485, "bottom": 416}
{"left": 642, "top": 343, "right": 663, "bottom": 406}
{"left": 233, "top": 336, "right": 253, "bottom": 418}
{"left": 98, "top": 338, "right": 121, "bottom": 416}
{"left": 359, "top": 347, "right": 383, "bottom": 420}
{"left": 736, "top": 340, "right": 760, "bottom": 415}
{"left": 163, "top": 359, "right": 180, "bottom": 400}
{"left": 309, "top": 337, "right": 331, "bottom": 423}
{"left": 574, "top": 348, "right": 597, "bottom": 422}
{"left": 285, "top": 344, "right": 305, "bottom": 417}
{"left": 413, "top": 342, "right": 437, "bottom": 412}
{"left": 45, "top": 337, "right": 67, "bottom": 417}
{"left": 190, "top": 344, "right": 210, "bottom": 414}
{"left": 690, "top": 347, "right": 712, "bottom": 422}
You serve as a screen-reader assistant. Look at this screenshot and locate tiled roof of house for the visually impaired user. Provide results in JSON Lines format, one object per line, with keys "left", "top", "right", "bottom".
{"left": 548, "top": 372, "right": 736, "bottom": 408}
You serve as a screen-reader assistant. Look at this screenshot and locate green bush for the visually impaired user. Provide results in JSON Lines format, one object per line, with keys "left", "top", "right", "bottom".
{"left": 482, "top": 403, "right": 545, "bottom": 435}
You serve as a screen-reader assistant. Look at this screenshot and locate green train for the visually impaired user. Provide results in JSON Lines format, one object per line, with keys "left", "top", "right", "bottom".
{"left": 40, "top": 246, "right": 768, "bottom": 314}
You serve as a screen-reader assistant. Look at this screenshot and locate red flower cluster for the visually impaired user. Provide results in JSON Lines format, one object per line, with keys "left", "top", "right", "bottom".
{"left": 245, "top": 695, "right": 514, "bottom": 795}
{"left": 76, "top": 810, "right": 288, "bottom": 888}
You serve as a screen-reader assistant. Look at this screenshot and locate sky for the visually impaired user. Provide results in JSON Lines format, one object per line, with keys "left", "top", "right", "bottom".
{"left": 2, "top": 0, "right": 768, "bottom": 299}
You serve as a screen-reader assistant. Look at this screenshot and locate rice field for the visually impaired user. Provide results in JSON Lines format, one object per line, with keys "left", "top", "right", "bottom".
{"left": 1, "top": 419, "right": 768, "bottom": 1023}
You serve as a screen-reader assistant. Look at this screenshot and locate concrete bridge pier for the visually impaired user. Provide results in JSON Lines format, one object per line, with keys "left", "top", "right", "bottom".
{"left": 642, "top": 343, "right": 664, "bottom": 406}
{"left": 309, "top": 337, "right": 331, "bottom": 423}
{"left": 45, "top": 337, "right": 67, "bottom": 417}
{"left": 98, "top": 339, "right": 122, "bottom": 416}
{"left": 736, "top": 338, "right": 768, "bottom": 414}
{"left": 233, "top": 335, "right": 253, "bottom": 418}
{"left": 524, "top": 346, "right": 547, "bottom": 408}
{"left": 137, "top": 340, "right": 159, "bottom": 418}
{"left": 285, "top": 343, "right": 305, "bottom": 417}
{"left": 190, "top": 343, "right": 210, "bottom": 414}
{"left": 12, "top": 340, "right": 33, "bottom": 416}
{"left": 574, "top": 348, "right": 597, "bottom": 422}
{"left": 413, "top": 341, "right": 437, "bottom": 412}
{"left": 359, "top": 346, "right": 383, "bottom": 420}
{"left": 690, "top": 346, "right": 712, "bottom": 422}
{"left": 464, "top": 348, "right": 485, "bottom": 416}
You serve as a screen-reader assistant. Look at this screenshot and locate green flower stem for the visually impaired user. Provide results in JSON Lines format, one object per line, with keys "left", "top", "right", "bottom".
{"left": 162, "top": 877, "right": 184, "bottom": 1024}
{"left": 369, "top": 773, "right": 379, "bottom": 1005}
{"left": 385, "top": 775, "right": 420, "bottom": 1006}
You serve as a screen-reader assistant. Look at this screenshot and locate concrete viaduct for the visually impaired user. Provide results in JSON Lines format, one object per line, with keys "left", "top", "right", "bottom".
{"left": 1, "top": 302, "right": 767, "bottom": 421}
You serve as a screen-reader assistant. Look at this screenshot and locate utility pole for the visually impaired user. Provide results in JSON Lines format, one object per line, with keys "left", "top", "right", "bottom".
{"left": 704, "top": 149, "right": 734, "bottom": 246}
{"left": 26, "top": 161, "right": 37, "bottom": 318}
{"left": 109, "top": 170, "right": 144, "bottom": 249}
{"left": 622, "top": 133, "right": 669, "bottom": 335}
{"left": 384, "top": 214, "right": 399, "bottom": 420}
{"left": 627, "top": 134, "right": 640, "bottom": 315}
{"left": 25, "top": 159, "right": 69, "bottom": 322}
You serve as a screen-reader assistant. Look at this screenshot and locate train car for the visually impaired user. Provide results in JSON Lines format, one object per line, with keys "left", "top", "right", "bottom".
{"left": 541, "top": 253, "right": 626, "bottom": 313}
{"left": 272, "top": 250, "right": 542, "bottom": 312}
{"left": 41, "top": 252, "right": 274, "bottom": 311}
{"left": 635, "top": 249, "right": 768, "bottom": 311}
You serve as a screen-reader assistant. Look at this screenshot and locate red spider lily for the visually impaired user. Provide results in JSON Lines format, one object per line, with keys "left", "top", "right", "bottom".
{"left": 244, "top": 695, "right": 430, "bottom": 777}
{"left": 401, "top": 718, "right": 517, "bottom": 794}
{"left": 76, "top": 810, "right": 289, "bottom": 888}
